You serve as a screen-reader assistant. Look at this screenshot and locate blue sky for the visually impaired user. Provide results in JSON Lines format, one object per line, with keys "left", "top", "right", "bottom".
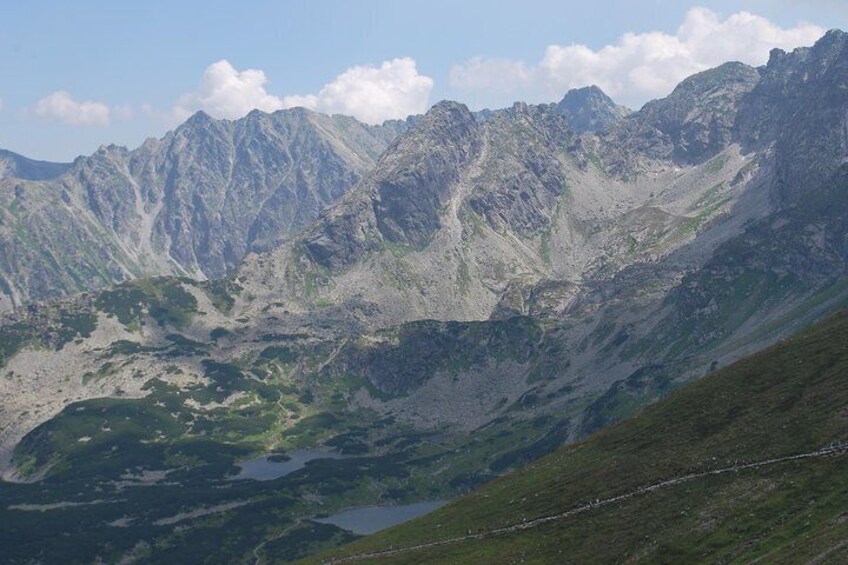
{"left": 2, "top": 0, "right": 846, "bottom": 161}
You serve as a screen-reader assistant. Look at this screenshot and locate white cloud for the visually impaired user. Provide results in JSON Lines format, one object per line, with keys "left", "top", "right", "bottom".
{"left": 449, "top": 7, "right": 824, "bottom": 109}
{"left": 172, "top": 60, "right": 285, "bottom": 122}
{"left": 283, "top": 58, "right": 434, "bottom": 124}
{"left": 449, "top": 58, "right": 534, "bottom": 93}
{"left": 32, "top": 91, "right": 111, "bottom": 126}
{"left": 173, "top": 57, "right": 433, "bottom": 125}
{"left": 113, "top": 104, "right": 134, "bottom": 120}
{"left": 0, "top": 97, "right": 4, "bottom": 112}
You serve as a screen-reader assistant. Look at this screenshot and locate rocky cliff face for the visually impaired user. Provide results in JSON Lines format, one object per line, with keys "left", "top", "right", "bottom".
{"left": 740, "top": 30, "right": 848, "bottom": 207}
{"left": 597, "top": 62, "right": 762, "bottom": 174}
{"left": 0, "top": 109, "right": 408, "bottom": 306}
{"left": 301, "top": 101, "right": 481, "bottom": 272}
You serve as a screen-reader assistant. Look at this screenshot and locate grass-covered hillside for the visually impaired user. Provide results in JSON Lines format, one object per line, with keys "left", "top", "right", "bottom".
{"left": 309, "top": 310, "right": 848, "bottom": 564}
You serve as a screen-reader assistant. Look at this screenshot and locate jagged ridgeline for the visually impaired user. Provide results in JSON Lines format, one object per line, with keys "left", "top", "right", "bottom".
{"left": 2, "top": 29, "right": 848, "bottom": 565}
{"left": 0, "top": 109, "right": 410, "bottom": 306}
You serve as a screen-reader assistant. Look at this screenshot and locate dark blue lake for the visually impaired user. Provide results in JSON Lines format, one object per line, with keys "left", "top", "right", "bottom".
{"left": 231, "top": 451, "right": 344, "bottom": 481}
{"left": 315, "top": 500, "right": 447, "bottom": 534}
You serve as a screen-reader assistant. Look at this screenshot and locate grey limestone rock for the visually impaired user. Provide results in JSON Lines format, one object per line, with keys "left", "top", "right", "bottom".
{"left": 0, "top": 108, "right": 406, "bottom": 305}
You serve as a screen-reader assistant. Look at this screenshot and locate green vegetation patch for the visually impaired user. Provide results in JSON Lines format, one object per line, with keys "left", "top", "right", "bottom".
{"left": 0, "top": 321, "right": 35, "bottom": 367}
{"left": 0, "top": 307, "right": 97, "bottom": 367}
{"left": 57, "top": 311, "right": 97, "bottom": 342}
{"left": 200, "top": 279, "right": 241, "bottom": 314}
{"left": 95, "top": 277, "right": 198, "bottom": 330}
{"left": 201, "top": 360, "right": 247, "bottom": 393}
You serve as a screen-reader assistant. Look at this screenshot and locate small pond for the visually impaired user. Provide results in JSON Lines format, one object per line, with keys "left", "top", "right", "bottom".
{"left": 315, "top": 500, "right": 447, "bottom": 535}
{"left": 231, "top": 451, "right": 345, "bottom": 481}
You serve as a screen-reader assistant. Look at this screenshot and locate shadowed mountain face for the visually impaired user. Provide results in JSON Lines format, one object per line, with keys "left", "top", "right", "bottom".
{"left": 0, "top": 149, "right": 71, "bottom": 181}
{"left": 743, "top": 30, "right": 848, "bottom": 207}
{"left": 0, "top": 109, "right": 409, "bottom": 306}
{"left": 2, "top": 30, "right": 848, "bottom": 565}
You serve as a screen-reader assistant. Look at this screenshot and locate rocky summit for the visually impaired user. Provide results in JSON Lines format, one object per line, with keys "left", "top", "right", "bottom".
{"left": 555, "top": 85, "right": 631, "bottom": 133}
{"left": 2, "top": 28, "right": 848, "bottom": 565}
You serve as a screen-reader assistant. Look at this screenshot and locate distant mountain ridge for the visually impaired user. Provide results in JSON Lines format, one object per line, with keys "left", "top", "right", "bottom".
{"left": 5, "top": 31, "right": 848, "bottom": 468}
{"left": 0, "top": 108, "right": 410, "bottom": 307}
{"left": 0, "top": 83, "right": 635, "bottom": 308}
{"left": 0, "top": 149, "right": 71, "bottom": 181}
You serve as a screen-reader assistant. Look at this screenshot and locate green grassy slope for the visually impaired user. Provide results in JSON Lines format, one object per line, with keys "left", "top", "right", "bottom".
{"left": 308, "top": 310, "right": 848, "bottom": 564}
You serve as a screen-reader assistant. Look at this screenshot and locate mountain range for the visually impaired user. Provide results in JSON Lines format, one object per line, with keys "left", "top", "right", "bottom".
{"left": 0, "top": 110, "right": 408, "bottom": 307}
{"left": 1, "top": 29, "right": 848, "bottom": 564}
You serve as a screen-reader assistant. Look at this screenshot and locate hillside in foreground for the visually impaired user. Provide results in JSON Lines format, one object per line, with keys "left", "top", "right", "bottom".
{"left": 309, "top": 310, "right": 848, "bottom": 564}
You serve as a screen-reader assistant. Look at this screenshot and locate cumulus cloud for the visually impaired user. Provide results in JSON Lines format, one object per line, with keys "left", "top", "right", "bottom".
{"left": 450, "top": 58, "right": 533, "bottom": 92}
{"left": 112, "top": 104, "right": 134, "bottom": 120}
{"left": 450, "top": 7, "right": 825, "bottom": 109}
{"left": 32, "top": 91, "right": 112, "bottom": 126}
{"left": 172, "top": 60, "right": 285, "bottom": 122}
{"left": 173, "top": 57, "right": 433, "bottom": 124}
{"left": 283, "top": 58, "right": 434, "bottom": 124}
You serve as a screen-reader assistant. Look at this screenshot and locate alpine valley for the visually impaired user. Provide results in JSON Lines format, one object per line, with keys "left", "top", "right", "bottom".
{"left": 3, "top": 30, "right": 848, "bottom": 564}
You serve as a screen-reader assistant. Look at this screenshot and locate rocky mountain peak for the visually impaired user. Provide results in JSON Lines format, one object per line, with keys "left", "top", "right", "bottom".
{"left": 671, "top": 61, "right": 757, "bottom": 95}
{"left": 185, "top": 109, "right": 214, "bottom": 125}
{"left": 641, "top": 61, "right": 761, "bottom": 137}
{"left": 421, "top": 100, "right": 475, "bottom": 124}
{"left": 382, "top": 100, "right": 476, "bottom": 155}
{"left": 398, "top": 101, "right": 477, "bottom": 151}
{"left": 810, "top": 28, "right": 848, "bottom": 58}
{"left": 601, "top": 61, "right": 760, "bottom": 168}
{"left": 556, "top": 85, "right": 630, "bottom": 133}
{"left": 370, "top": 101, "right": 479, "bottom": 247}
{"left": 760, "top": 30, "right": 845, "bottom": 83}
{"left": 174, "top": 110, "right": 231, "bottom": 141}
{"left": 302, "top": 101, "right": 482, "bottom": 272}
